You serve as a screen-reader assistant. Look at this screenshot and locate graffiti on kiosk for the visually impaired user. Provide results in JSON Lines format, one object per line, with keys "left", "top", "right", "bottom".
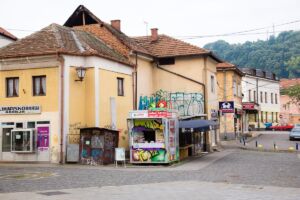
{"left": 132, "top": 148, "right": 166, "bottom": 162}
{"left": 133, "top": 119, "right": 163, "bottom": 130}
{"left": 138, "top": 90, "right": 204, "bottom": 116}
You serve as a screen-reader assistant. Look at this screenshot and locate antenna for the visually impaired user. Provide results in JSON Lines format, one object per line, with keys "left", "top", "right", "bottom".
{"left": 143, "top": 21, "right": 148, "bottom": 36}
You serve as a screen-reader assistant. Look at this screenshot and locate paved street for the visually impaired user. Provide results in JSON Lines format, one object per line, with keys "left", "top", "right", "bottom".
{"left": 0, "top": 149, "right": 300, "bottom": 199}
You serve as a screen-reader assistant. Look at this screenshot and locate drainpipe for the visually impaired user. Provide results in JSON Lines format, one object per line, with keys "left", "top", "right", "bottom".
{"left": 135, "top": 52, "right": 138, "bottom": 110}
{"left": 155, "top": 62, "right": 206, "bottom": 113}
{"left": 57, "top": 53, "right": 65, "bottom": 164}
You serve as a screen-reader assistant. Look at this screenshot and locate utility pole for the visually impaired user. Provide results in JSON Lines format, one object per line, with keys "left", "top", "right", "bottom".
{"left": 256, "top": 78, "right": 260, "bottom": 129}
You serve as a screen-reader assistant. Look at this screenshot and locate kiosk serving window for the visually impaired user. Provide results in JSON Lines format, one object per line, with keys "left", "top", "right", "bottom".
{"left": 11, "top": 129, "right": 35, "bottom": 153}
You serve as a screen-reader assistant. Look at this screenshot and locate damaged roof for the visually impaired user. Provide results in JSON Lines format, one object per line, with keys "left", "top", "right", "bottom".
{"left": 0, "top": 23, "right": 131, "bottom": 65}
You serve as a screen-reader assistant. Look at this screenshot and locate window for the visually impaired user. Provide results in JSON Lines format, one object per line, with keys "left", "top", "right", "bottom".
{"left": 248, "top": 90, "right": 251, "bottom": 101}
{"left": 211, "top": 75, "right": 215, "bottom": 93}
{"left": 271, "top": 112, "right": 274, "bottom": 122}
{"left": 275, "top": 93, "right": 278, "bottom": 104}
{"left": 2, "top": 128, "right": 13, "bottom": 152}
{"left": 253, "top": 91, "right": 256, "bottom": 103}
{"left": 265, "top": 112, "right": 268, "bottom": 122}
{"left": 276, "top": 112, "right": 278, "bottom": 122}
{"left": 261, "top": 111, "right": 264, "bottom": 122}
{"left": 260, "top": 91, "right": 263, "bottom": 103}
{"left": 11, "top": 129, "right": 35, "bottom": 153}
{"left": 6, "top": 77, "right": 19, "bottom": 97}
{"left": 265, "top": 92, "right": 268, "bottom": 103}
{"left": 158, "top": 57, "right": 175, "bottom": 65}
{"left": 233, "top": 80, "right": 237, "bottom": 96}
{"left": 117, "top": 77, "right": 124, "bottom": 96}
{"left": 271, "top": 93, "right": 274, "bottom": 104}
{"left": 33, "top": 76, "right": 46, "bottom": 96}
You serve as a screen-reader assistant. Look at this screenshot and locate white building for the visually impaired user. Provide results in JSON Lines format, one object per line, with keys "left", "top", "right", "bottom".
{"left": 240, "top": 68, "right": 280, "bottom": 132}
{"left": 0, "top": 27, "right": 17, "bottom": 48}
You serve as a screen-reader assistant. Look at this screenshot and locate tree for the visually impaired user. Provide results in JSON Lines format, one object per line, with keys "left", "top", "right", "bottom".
{"left": 285, "top": 56, "right": 300, "bottom": 78}
{"left": 281, "top": 85, "right": 300, "bottom": 108}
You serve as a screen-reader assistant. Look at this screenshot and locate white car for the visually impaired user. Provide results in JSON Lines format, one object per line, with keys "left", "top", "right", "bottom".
{"left": 294, "top": 124, "right": 300, "bottom": 128}
{"left": 289, "top": 128, "right": 300, "bottom": 140}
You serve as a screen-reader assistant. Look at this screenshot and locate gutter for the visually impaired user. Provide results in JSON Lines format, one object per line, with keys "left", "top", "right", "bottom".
{"left": 155, "top": 62, "right": 207, "bottom": 115}
{"left": 56, "top": 52, "right": 65, "bottom": 164}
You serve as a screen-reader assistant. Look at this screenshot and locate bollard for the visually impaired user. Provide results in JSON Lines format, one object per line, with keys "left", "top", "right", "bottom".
{"left": 274, "top": 142, "right": 276, "bottom": 150}
{"left": 240, "top": 138, "right": 242, "bottom": 143}
{"left": 296, "top": 143, "right": 299, "bottom": 151}
{"left": 243, "top": 138, "right": 246, "bottom": 146}
{"left": 255, "top": 141, "right": 258, "bottom": 148}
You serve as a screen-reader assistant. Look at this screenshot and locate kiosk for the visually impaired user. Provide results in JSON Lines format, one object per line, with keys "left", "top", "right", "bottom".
{"left": 128, "top": 110, "right": 179, "bottom": 164}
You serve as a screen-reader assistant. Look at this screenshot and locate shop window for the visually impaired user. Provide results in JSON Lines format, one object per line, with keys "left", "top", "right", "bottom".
{"left": 2, "top": 128, "right": 13, "bottom": 152}
{"left": 16, "top": 122, "right": 23, "bottom": 128}
{"left": 33, "top": 76, "right": 46, "bottom": 96}
{"left": 6, "top": 77, "right": 19, "bottom": 97}
{"left": 11, "top": 129, "right": 35, "bottom": 153}
{"left": 27, "top": 121, "right": 36, "bottom": 128}
{"left": 117, "top": 77, "right": 124, "bottom": 96}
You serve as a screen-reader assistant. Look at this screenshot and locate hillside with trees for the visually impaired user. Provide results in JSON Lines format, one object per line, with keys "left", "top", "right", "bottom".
{"left": 204, "top": 31, "right": 300, "bottom": 78}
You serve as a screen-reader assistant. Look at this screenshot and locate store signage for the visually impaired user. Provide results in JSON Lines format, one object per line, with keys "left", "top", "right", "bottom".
{"left": 129, "top": 110, "right": 148, "bottom": 118}
{"left": 0, "top": 105, "right": 41, "bottom": 115}
{"left": 219, "top": 101, "right": 234, "bottom": 113}
{"left": 242, "top": 102, "right": 255, "bottom": 110}
{"left": 129, "top": 110, "right": 173, "bottom": 118}
{"left": 148, "top": 111, "right": 171, "bottom": 118}
{"left": 37, "top": 126, "right": 49, "bottom": 151}
{"left": 115, "top": 148, "right": 125, "bottom": 161}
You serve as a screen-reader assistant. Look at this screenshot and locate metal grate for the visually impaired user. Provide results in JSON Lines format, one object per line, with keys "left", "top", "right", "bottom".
{"left": 38, "top": 191, "right": 69, "bottom": 196}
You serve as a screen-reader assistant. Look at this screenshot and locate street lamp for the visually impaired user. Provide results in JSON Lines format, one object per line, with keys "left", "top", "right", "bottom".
{"left": 75, "top": 67, "right": 86, "bottom": 81}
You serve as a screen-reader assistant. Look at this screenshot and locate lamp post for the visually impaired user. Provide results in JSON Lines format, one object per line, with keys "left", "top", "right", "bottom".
{"left": 75, "top": 67, "right": 86, "bottom": 81}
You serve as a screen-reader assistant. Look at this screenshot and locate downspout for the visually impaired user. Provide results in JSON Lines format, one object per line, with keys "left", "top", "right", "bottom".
{"left": 155, "top": 62, "right": 206, "bottom": 113}
{"left": 135, "top": 52, "right": 138, "bottom": 110}
{"left": 203, "top": 56, "right": 208, "bottom": 117}
{"left": 57, "top": 53, "right": 65, "bottom": 164}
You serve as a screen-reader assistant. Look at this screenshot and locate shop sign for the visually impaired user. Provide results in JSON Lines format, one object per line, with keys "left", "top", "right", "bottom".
{"left": 129, "top": 110, "right": 148, "bottom": 118}
{"left": 115, "top": 148, "right": 125, "bottom": 161}
{"left": 0, "top": 105, "right": 41, "bottom": 115}
{"left": 219, "top": 101, "right": 234, "bottom": 113}
{"left": 242, "top": 102, "right": 255, "bottom": 110}
{"left": 132, "top": 148, "right": 166, "bottom": 162}
{"left": 148, "top": 110, "right": 171, "bottom": 118}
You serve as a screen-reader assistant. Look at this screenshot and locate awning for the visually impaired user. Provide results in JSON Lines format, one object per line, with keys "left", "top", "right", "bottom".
{"left": 179, "top": 119, "right": 218, "bottom": 131}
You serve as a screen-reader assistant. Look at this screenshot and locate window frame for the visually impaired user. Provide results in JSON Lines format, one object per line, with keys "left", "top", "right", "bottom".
{"left": 32, "top": 75, "right": 46, "bottom": 96}
{"left": 117, "top": 77, "right": 124, "bottom": 96}
{"left": 6, "top": 77, "right": 19, "bottom": 97}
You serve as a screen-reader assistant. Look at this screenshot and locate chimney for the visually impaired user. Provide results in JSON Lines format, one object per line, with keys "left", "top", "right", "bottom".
{"left": 111, "top": 20, "right": 121, "bottom": 31}
{"left": 151, "top": 28, "right": 158, "bottom": 41}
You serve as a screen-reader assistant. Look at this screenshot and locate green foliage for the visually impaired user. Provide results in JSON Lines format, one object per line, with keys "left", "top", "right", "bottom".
{"left": 204, "top": 31, "right": 300, "bottom": 78}
{"left": 282, "top": 85, "right": 300, "bottom": 107}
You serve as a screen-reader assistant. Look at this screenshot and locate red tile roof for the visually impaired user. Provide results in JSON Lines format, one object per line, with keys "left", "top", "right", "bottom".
{"left": 132, "top": 35, "right": 211, "bottom": 58}
{"left": 280, "top": 78, "right": 300, "bottom": 89}
{"left": 217, "top": 62, "right": 235, "bottom": 68}
{"left": 0, "top": 23, "right": 131, "bottom": 65}
{"left": 217, "top": 62, "right": 244, "bottom": 76}
{"left": 0, "top": 27, "right": 17, "bottom": 40}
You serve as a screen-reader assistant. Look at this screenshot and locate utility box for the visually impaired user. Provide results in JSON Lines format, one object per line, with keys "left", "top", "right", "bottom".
{"left": 79, "top": 127, "right": 119, "bottom": 165}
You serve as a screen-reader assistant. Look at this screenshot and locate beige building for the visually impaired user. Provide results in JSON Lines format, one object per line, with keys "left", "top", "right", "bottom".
{"left": 217, "top": 62, "right": 244, "bottom": 139}
{"left": 64, "top": 5, "right": 222, "bottom": 151}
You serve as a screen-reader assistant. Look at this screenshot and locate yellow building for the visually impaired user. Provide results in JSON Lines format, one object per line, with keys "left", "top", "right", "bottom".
{"left": 0, "top": 24, "right": 133, "bottom": 163}
{"left": 217, "top": 62, "right": 244, "bottom": 140}
{"left": 63, "top": 5, "right": 222, "bottom": 152}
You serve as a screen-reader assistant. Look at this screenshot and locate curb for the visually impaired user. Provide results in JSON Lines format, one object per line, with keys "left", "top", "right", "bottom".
{"left": 239, "top": 146, "right": 300, "bottom": 153}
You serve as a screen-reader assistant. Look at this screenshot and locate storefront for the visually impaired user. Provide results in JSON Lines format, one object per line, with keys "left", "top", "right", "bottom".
{"left": 242, "top": 102, "right": 260, "bottom": 132}
{"left": 179, "top": 119, "right": 218, "bottom": 160}
{"left": 128, "top": 110, "right": 179, "bottom": 164}
{"left": 0, "top": 105, "right": 57, "bottom": 162}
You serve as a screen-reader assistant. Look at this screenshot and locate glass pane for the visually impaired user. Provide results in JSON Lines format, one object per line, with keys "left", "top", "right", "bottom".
{"left": 27, "top": 122, "right": 36, "bottom": 128}
{"left": 2, "top": 128, "right": 13, "bottom": 152}
{"left": 12, "top": 131, "right": 32, "bottom": 152}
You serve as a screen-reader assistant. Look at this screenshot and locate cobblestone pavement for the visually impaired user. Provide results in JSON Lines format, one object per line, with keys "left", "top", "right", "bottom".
{"left": 241, "top": 131, "right": 300, "bottom": 151}
{"left": 0, "top": 149, "right": 299, "bottom": 197}
{"left": 1, "top": 181, "right": 300, "bottom": 200}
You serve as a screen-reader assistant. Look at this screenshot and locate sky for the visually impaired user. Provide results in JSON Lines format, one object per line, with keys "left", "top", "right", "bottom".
{"left": 1, "top": 0, "right": 300, "bottom": 47}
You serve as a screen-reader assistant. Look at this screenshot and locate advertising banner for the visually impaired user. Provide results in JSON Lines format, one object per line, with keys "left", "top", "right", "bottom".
{"left": 219, "top": 101, "right": 234, "bottom": 113}
{"left": 37, "top": 127, "right": 49, "bottom": 151}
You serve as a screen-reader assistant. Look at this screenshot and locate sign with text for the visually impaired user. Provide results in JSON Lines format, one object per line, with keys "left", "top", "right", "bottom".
{"left": 37, "top": 126, "right": 49, "bottom": 151}
{"left": 242, "top": 102, "right": 256, "bottom": 110}
{"left": 0, "top": 105, "right": 41, "bottom": 115}
{"left": 219, "top": 101, "right": 234, "bottom": 113}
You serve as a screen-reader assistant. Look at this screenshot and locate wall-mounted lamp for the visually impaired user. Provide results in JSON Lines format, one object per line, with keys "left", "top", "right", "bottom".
{"left": 75, "top": 67, "right": 86, "bottom": 81}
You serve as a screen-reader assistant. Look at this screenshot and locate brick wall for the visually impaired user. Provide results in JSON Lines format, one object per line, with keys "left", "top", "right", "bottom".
{"left": 74, "top": 24, "right": 130, "bottom": 58}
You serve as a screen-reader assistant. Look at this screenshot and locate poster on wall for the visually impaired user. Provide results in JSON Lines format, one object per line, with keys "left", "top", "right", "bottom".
{"left": 37, "top": 127, "right": 49, "bottom": 151}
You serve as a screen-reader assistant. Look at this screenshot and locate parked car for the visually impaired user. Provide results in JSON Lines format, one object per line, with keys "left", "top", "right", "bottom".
{"left": 289, "top": 128, "right": 300, "bottom": 140}
{"left": 294, "top": 124, "right": 300, "bottom": 128}
{"left": 270, "top": 124, "right": 294, "bottom": 131}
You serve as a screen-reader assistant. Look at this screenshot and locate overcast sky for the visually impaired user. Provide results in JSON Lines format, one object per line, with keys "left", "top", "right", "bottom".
{"left": 1, "top": 0, "right": 300, "bottom": 47}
